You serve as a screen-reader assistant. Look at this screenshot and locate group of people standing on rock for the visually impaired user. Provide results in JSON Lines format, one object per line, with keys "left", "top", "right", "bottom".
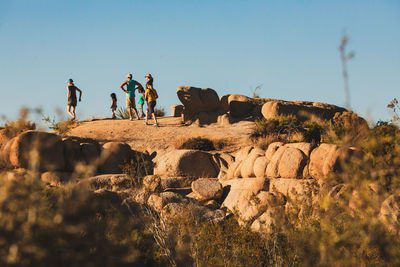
{"left": 66, "top": 73, "right": 159, "bottom": 126}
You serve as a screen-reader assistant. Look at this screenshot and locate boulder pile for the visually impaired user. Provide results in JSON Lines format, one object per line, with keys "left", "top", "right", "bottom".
{"left": 0, "top": 130, "right": 152, "bottom": 180}
{"left": 174, "top": 86, "right": 368, "bottom": 128}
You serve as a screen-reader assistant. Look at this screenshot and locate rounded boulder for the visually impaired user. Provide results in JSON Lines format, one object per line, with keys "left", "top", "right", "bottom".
{"left": 228, "top": 94, "right": 254, "bottom": 118}
{"left": 9, "top": 131, "right": 65, "bottom": 171}
{"left": 154, "top": 149, "right": 219, "bottom": 178}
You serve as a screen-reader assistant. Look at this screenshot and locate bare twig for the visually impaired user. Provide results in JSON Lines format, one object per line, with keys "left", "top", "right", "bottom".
{"left": 339, "top": 34, "right": 355, "bottom": 109}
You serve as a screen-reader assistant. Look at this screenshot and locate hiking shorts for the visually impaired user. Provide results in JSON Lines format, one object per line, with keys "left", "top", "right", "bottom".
{"left": 126, "top": 96, "right": 136, "bottom": 109}
{"left": 147, "top": 101, "right": 156, "bottom": 114}
{"left": 68, "top": 97, "right": 77, "bottom": 107}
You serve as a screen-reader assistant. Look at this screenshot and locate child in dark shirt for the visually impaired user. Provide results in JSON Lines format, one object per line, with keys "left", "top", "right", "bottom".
{"left": 110, "top": 93, "right": 117, "bottom": 119}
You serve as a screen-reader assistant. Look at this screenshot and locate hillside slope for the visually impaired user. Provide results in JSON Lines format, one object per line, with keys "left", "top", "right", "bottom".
{"left": 66, "top": 116, "right": 254, "bottom": 152}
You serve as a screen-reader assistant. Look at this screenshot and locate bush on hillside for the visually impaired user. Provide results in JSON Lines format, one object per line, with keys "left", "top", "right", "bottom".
{"left": 250, "top": 115, "right": 324, "bottom": 144}
{"left": 179, "top": 137, "right": 215, "bottom": 151}
{"left": 116, "top": 107, "right": 133, "bottom": 120}
{"left": 154, "top": 107, "right": 165, "bottom": 117}
{"left": 0, "top": 175, "right": 160, "bottom": 266}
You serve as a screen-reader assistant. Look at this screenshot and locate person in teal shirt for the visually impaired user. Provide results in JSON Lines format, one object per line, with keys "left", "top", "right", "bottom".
{"left": 120, "top": 73, "right": 144, "bottom": 120}
{"left": 137, "top": 88, "right": 145, "bottom": 118}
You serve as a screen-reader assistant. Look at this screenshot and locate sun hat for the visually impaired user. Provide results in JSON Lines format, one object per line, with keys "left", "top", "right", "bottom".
{"left": 67, "top": 79, "right": 74, "bottom": 83}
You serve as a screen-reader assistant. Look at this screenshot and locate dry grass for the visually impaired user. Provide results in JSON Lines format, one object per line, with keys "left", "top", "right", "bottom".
{"left": 174, "top": 134, "right": 234, "bottom": 151}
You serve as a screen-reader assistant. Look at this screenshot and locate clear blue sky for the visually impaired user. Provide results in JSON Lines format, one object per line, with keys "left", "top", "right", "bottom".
{"left": 1, "top": 0, "right": 399, "bottom": 124}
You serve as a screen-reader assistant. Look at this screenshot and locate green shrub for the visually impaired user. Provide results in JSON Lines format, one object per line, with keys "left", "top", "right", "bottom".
{"left": 154, "top": 107, "right": 165, "bottom": 117}
{"left": 179, "top": 137, "right": 215, "bottom": 151}
{"left": 251, "top": 115, "right": 323, "bottom": 144}
{"left": 0, "top": 175, "right": 160, "bottom": 266}
{"left": 4, "top": 107, "right": 36, "bottom": 136}
{"left": 122, "top": 152, "right": 154, "bottom": 188}
{"left": 116, "top": 107, "right": 134, "bottom": 120}
{"left": 42, "top": 116, "right": 78, "bottom": 135}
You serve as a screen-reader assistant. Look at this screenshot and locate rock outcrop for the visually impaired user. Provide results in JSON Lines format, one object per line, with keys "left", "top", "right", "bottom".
{"left": 223, "top": 142, "right": 361, "bottom": 181}
{"left": 177, "top": 86, "right": 224, "bottom": 124}
{"left": 8, "top": 131, "right": 65, "bottom": 171}
{"left": 261, "top": 100, "right": 347, "bottom": 121}
{"left": 171, "top": 104, "right": 184, "bottom": 117}
{"left": 154, "top": 149, "right": 219, "bottom": 178}
{"left": 0, "top": 131, "right": 150, "bottom": 177}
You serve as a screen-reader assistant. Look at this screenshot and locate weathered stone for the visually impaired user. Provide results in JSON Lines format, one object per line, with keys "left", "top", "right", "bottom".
{"left": 154, "top": 149, "right": 219, "bottom": 178}
{"left": 261, "top": 100, "right": 346, "bottom": 121}
{"left": 241, "top": 148, "right": 265, "bottom": 178}
{"left": 0, "top": 137, "right": 16, "bottom": 167}
{"left": 191, "top": 178, "right": 223, "bottom": 201}
{"left": 265, "top": 142, "right": 284, "bottom": 161}
{"left": 309, "top": 144, "right": 362, "bottom": 179}
{"left": 177, "top": 86, "right": 222, "bottom": 124}
{"left": 270, "top": 178, "right": 318, "bottom": 202}
{"left": 228, "top": 94, "right": 254, "bottom": 118}
{"left": 171, "top": 104, "right": 184, "bottom": 117}
{"left": 177, "top": 86, "right": 221, "bottom": 114}
{"left": 278, "top": 147, "right": 307, "bottom": 178}
{"left": 217, "top": 114, "right": 232, "bottom": 125}
{"left": 62, "top": 137, "right": 83, "bottom": 171}
{"left": 99, "top": 142, "right": 132, "bottom": 174}
{"left": 81, "top": 142, "right": 101, "bottom": 165}
{"left": 9, "top": 131, "right": 65, "bottom": 171}
{"left": 284, "top": 142, "right": 314, "bottom": 157}
{"left": 220, "top": 94, "right": 231, "bottom": 112}
{"left": 253, "top": 156, "right": 268, "bottom": 178}
{"left": 265, "top": 146, "right": 287, "bottom": 178}
{"left": 147, "top": 192, "right": 186, "bottom": 212}
{"left": 221, "top": 177, "right": 269, "bottom": 213}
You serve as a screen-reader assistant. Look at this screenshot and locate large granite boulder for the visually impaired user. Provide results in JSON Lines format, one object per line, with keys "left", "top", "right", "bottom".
{"left": 98, "top": 142, "right": 132, "bottom": 174}
{"left": 171, "top": 104, "right": 184, "bottom": 117}
{"left": 262, "top": 100, "right": 347, "bottom": 121}
{"left": 177, "top": 86, "right": 223, "bottom": 124}
{"left": 278, "top": 147, "right": 308, "bottom": 178}
{"left": 228, "top": 94, "right": 254, "bottom": 118}
{"left": 191, "top": 178, "right": 223, "bottom": 201}
{"left": 309, "top": 144, "right": 362, "bottom": 180}
{"left": 9, "top": 131, "right": 65, "bottom": 171}
{"left": 154, "top": 149, "right": 219, "bottom": 178}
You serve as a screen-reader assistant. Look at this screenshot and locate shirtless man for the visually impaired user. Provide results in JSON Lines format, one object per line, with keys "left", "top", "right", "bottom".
{"left": 66, "top": 79, "right": 82, "bottom": 120}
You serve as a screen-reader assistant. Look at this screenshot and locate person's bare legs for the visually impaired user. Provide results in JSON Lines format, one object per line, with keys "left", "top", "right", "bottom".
{"left": 152, "top": 112, "right": 158, "bottom": 126}
{"left": 133, "top": 108, "right": 140, "bottom": 120}
{"left": 145, "top": 109, "right": 150, "bottom": 125}
{"left": 71, "top": 106, "right": 76, "bottom": 120}
{"left": 67, "top": 105, "right": 75, "bottom": 120}
{"left": 128, "top": 108, "right": 133, "bottom": 120}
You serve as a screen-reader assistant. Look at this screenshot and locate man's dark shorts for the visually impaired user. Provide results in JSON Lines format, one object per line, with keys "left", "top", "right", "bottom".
{"left": 147, "top": 101, "right": 156, "bottom": 114}
{"left": 68, "top": 97, "right": 77, "bottom": 107}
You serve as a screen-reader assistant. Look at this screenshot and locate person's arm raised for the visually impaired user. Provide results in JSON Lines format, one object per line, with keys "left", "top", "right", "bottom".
{"left": 120, "top": 81, "right": 128, "bottom": 93}
{"left": 135, "top": 81, "right": 144, "bottom": 92}
{"left": 77, "top": 87, "right": 83, "bottom": 101}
